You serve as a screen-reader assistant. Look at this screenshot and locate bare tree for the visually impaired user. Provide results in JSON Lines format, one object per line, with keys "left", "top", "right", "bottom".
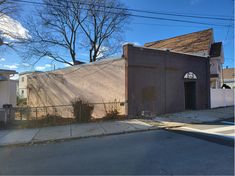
{"left": 21, "top": 0, "right": 129, "bottom": 66}
{"left": 76, "top": 0, "right": 129, "bottom": 62}
{"left": 0, "top": 0, "right": 22, "bottom": 47}
{"left": 21, "top": 0, "right": 88, "bottom": 66}
{"left": 0, "top": 0, "right": 16, "bottom": 17}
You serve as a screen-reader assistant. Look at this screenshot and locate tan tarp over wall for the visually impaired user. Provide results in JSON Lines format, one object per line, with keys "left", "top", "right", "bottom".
{"left": 27, "top": 58, "right": 126, "bottom": 118}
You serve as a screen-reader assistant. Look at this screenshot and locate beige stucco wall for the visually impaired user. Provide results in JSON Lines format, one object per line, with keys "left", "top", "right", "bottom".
{"left": 9, "top": 80, "right": 17, "bottom": 106}
{"left": 27, "top": 58, "right": 126, "bottom": 118}
{"left": 0, "top": 81, "right": 9, "bottom": 107}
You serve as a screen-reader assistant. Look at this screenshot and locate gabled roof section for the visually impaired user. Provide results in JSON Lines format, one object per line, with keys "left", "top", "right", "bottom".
{"left": 144, "top": 28, "right": 214, "bottom": 57}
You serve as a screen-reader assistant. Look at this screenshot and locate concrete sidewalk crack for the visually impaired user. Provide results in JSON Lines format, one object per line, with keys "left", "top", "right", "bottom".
{"left": 98, "top": 123, "right": 107, "bottom": 134}
{"left": 31, "top": 128, "right": 41, "bottom": 142}
{"left": 69, "top": 123, "right": 72, "bottom": 137}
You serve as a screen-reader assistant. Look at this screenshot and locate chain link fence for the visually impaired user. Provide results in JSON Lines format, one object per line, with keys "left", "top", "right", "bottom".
{"left": 12, "top": 105, "right": 74, "bottom": 120}
{"left": 0, "top": 101, "right": 126, "bottom": 126}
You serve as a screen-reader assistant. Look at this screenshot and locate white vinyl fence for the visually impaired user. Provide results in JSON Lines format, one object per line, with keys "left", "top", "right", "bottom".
{"left": 211, "top": 89, "right": 235, "bottom": 108}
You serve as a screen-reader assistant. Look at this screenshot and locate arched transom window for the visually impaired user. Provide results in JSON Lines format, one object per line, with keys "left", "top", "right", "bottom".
{"left": 184, "top": 72, "right": 197, "bottom": 79}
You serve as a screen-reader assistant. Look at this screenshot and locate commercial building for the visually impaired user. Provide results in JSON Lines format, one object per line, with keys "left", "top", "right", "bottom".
{"left": 26, "top": 43, "right": 210, "bottom": 118}
{"left": 144, "top": 28, "right": 224, "bottom": 89}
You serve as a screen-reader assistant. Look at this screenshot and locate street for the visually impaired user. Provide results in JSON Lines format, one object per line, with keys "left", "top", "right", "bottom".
{"left": 0, "top": 130, "right": 234, "bottom": 175}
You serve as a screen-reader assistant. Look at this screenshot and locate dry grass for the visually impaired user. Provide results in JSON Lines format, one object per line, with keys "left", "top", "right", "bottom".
{"left": 0, "top": 115, "right": 76, "bottom": 130}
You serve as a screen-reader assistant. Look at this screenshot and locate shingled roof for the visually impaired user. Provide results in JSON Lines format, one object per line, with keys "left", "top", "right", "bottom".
{"left": 144, "top": 28, "right": 214, "bottom": 57}
{"left": 223, "top": 68, "right": 235, "bottom": 80}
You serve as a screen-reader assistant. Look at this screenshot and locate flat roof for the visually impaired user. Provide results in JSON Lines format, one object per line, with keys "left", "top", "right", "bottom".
{"left": 0, "top": 69, "right": 18, "bottom": 74}
{"left": 45, "top": 57, "right": 123, "bottom": 74}
{"left": 19, "top": 71, "right": 43, "bottom": 75}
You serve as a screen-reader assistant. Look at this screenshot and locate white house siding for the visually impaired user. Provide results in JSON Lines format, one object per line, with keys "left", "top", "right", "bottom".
{"left": 211, "top": 88, "right": 234, "bottom": 108}
{"left": 18, "top": 74, "right": 28, "bottom": 99}
{"left": 223, "top": 78, "right": 235, "bottom": 89}
{"left": 0, "top": 81, "right": 9, "bottom": 107}
{"left": 9, "top": 80, "right": 17, "bottom": 106}
{"left": 0, "top": 80, "right": 17, "bottom": 107}
{"left": 27, "top": 58, "right": 126, "bottom": 118}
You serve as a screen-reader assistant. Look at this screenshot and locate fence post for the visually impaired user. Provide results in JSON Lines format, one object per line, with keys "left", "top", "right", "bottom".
{"left": 54, "top": 107, "right": 56, "bottom": 116}
{"left": 79, "top": 104, "right": 82, "bottom": 121}
{"left": 45, "top": 106, "right": 48, "bottom": 116}
{"left": 35, "top": 107, "right": 38, "bottom": 120}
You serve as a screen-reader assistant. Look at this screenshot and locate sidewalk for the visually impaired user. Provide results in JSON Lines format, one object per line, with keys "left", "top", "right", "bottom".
{"left": 0, "top": 119, "right": 155, "bottom": 147}
{"left": 150, "top": 106, "right": 234, "bottom": 128}
{"left": 0, "top": 106, "right": 233, "bottom": 147}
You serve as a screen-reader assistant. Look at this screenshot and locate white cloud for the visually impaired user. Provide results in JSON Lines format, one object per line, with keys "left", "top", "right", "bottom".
{"left": 45, "top": 64, "right": 52, "bottom": 68}
{"left": 0, "top": 14, "right": 30, "bottom": 41}
{"left": 35, "top": 66, "right": 45, "bottom": 71}
{"left": 3, "top": 64, "right": 18, "bottom": 69}
{"left": 35, "top": 64, "right": 52, "bottom": 71}
{"left": 0, "top": 58, "right": 5, "bottom": 62}
{"left": 97, "top": 46, "right": 110, "bottom": 58}
{"left": 21, "top": 63, "right": 30, "bottom": 67}
{"left": 64, "top": 62, "right": 73, "bottom": 67}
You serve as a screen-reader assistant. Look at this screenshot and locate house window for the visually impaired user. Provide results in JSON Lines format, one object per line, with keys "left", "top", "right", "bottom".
{"left": 21, "top": 76, "right": 24, "bottom": 82}
{"left": 21, "top": 90, "right": 24, "bottom": 95}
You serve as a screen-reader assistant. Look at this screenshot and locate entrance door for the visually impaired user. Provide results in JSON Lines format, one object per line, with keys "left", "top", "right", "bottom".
{"left": 184, "top": 82, "right": 196, "bottom": 110}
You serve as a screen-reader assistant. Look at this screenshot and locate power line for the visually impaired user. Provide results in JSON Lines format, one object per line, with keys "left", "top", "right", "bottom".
{"left": 130, "top": 14, "right": 230, "bottom": 27}
{"left": 15, "top": 0, "right": 234, "bottom": 21}
{"left": 224, "top": 10, "right": 234, "bottom": 41}
{"left": 10, "top": 0, "right": 232, "bottom": 27}
{"left": 132, "top": 22, "right": 230, "bottom": 28}
{"left": 79, "top": 1, "right": 234, "bottom": 21}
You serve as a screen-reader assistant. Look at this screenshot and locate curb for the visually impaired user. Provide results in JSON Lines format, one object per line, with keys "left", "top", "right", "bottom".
{"left": 152, "top": 116, "right": 234, "bottom": 126}
{"left": 0, "top": 126, "right": 159, "bottom": 148}
{"left": 170, "top": 129, "right": 234, "bottom": 147}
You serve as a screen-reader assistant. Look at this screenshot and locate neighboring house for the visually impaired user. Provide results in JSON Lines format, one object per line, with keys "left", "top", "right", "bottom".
{"left": 144, "top": 28, "right": 224, "bottom": 89}
{"left": 210, "top": 42, "right": 224, "bottom": 88}
{"left": 26, "top": 43, "right": 210, "bottom": 118}
{"left": 0, "top": 69, "right": 18, "bottom": 107}
{"left": 222, "top": 68, "right": 235, "bottom": 89}
{"left": 18, "top": 71, "right": 43, "bottom": 100}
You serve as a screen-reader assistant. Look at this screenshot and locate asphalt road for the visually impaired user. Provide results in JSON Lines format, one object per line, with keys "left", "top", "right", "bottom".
{"left": 0, "top": 130, "right": 233, "bottom": 175}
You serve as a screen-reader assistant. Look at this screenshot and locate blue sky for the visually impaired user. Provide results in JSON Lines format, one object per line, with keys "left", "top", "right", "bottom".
{"left": 0, "top": 0, "right": 234, "bottom": 76}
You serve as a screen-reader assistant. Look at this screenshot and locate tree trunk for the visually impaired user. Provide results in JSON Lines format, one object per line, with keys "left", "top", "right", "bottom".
{"left": 74, "top": 60, "right": 84, "bottom": 65}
